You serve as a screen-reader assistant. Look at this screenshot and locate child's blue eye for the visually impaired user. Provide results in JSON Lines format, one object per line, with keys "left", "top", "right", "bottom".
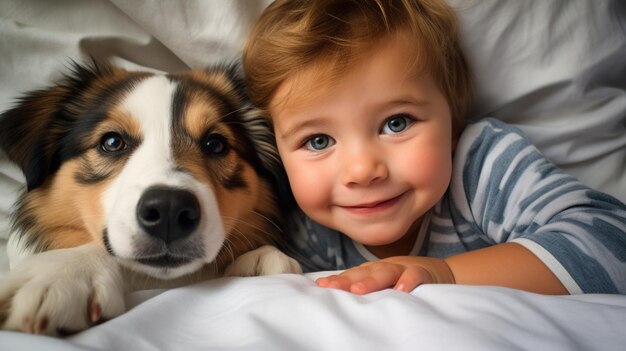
{"left": 304, "top": 134, "right": 335, "bottom": 151}
{"left": 381, "top": 114, "right": 415, "bottom": 134}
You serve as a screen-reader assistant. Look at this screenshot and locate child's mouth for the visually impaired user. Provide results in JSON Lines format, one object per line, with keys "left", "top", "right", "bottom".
{"left": 341, "top": 193, "right": 405, "bottom": 214}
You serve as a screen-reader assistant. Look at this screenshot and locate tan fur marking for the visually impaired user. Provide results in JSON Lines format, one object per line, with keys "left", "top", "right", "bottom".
{"left": 214, "top": 164, "right": 280, "bottom": 264}
{"left": 177, "top": 92, "right": 240, "bottom": 185}
{"left": 184, "top": 96, "right": 222, "bottom": 140}
{"left": 214, "top": 164, "right": 258, "bottom": 232}
{"left": 188, "top": 71, "right": 237, "bottom": 97}
{"left": 105, "top": 107, "right": 142, "bottom": 138}
{"left": 24, "top": 160, "right": 111, "bottom": 249}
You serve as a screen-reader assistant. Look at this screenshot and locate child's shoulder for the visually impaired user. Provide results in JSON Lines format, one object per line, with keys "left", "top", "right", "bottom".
{"left": 462, "top": 117, "right": 527, "bottom": 138}
{"left": 456, "top": 117, "right": 532, "bottom": 153}
{"left": 452, "top": 117, "right": 543, "bottom": 178}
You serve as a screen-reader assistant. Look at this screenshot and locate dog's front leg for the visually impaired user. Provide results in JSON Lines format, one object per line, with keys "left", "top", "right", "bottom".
{"left": 224, "top": 245, "right": 302, "bottom": 277}
{"left": 0, "top": 244, "right": 126, "bottom": 335}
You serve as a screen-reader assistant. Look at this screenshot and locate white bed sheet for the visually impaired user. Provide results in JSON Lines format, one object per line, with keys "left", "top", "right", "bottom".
{"left": 1, "top": 1, "right": 626, "bottom": 350}
{"left": 1, "top": 272, "right": 625, "bottom": 351}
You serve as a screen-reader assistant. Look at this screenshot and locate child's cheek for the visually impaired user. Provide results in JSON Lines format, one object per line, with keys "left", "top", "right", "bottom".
{"left": 283, "top": 157, "right": 332, "bottom": 215}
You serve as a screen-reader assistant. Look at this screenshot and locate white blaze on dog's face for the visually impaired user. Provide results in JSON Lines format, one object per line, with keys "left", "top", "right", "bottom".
{"left": 102, "top": 76, "right": 224, "bottom": 278}
{"left": 0, "top": 64, "right": 282, "bottom": 280}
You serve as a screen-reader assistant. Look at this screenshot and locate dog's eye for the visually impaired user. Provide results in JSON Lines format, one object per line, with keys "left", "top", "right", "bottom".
{"left": 100, "top": 132, "right": 127, "bottom": 154}
{"left": 202, "top": 133, "right": 229, "bottom": 157}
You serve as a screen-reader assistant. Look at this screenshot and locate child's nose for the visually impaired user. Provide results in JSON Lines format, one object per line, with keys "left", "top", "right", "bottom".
{"left": 340, "top": 146, "right": 388, "bottom": 187}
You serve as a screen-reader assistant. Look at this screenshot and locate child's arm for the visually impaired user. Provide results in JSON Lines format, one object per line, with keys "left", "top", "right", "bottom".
{"left": 445, "top": 242, "right": 567, "bottom": 294}
{"left": 316, "top": 242, "right": 567, "bottom": 295}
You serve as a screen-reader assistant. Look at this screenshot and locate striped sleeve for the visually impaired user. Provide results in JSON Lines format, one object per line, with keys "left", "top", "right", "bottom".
{"left": 450, "top": 118, "right": 626, "bottom": 294}
{"left": 281, "top": 210, "right": 369, "bottom": 272}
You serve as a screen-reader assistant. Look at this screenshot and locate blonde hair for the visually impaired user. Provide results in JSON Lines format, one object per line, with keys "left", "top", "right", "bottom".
{"left": 243, "top": 0, "right": 472, "bottom": 137}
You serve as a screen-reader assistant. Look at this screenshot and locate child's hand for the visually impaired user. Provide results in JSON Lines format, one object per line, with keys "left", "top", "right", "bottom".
{"left": 315, "top": 256, "right": 455, "bottom": 294}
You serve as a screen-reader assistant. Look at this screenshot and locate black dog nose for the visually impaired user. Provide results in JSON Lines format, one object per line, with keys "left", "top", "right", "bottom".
{"left": 136, "top": 186, "right": 201, "bottom": 243}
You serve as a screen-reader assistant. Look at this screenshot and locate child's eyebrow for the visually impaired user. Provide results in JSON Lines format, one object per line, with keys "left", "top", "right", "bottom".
{"left": 278, "top": 118, "right": 330, "bottom": 140}
{"left": 386, "top": 97, "right": 430, "bottom": 107}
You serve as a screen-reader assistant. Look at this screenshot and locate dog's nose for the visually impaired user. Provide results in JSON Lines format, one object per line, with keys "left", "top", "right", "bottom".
{"left": 136, "top": 186, "right": 201, "bottom": 243}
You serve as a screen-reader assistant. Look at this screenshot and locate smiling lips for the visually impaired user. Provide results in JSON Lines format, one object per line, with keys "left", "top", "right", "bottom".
{"left": 340, "top": 193, "right": 405, "bottom": 214}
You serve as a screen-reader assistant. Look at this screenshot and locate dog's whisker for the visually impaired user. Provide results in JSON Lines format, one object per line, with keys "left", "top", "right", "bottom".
{"left": 223, "top": 215, "right": 278, "bottom": 239}
{"left": 217, "top": 106, "right": 249, "bottom": 121}
{"left": 227, "top": 228, "right": 257, "bottom": 252}
{"left": 219, "top": 239, "right": 237, "bottom": 267}
{"left": 249, "top": 210, "right": 283, "bottom": 233}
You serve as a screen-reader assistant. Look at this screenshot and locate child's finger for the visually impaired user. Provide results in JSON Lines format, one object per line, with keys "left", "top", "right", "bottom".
{"left": 349, "top": 268, "right": 402, "bottom": 294}
{"left": 314, "top": 275, "right": 335, "bottom": 288}
{"left": 316, "top": 264, "right": 384, "bottom": 291}
{"left": 393, "top": 265, "right": 433, "bottom": 292}
{"left": 316, "top": 273, "right": 357, "bottom": 291}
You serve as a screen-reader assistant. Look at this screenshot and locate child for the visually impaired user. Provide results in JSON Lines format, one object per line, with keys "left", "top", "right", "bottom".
{"left": 242, "top": 0, "right": 626, "bottom": 295}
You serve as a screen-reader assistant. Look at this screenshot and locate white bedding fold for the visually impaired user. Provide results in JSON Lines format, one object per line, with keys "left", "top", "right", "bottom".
{"left": 1, "top": 274, "right": 625, "bottom": 351}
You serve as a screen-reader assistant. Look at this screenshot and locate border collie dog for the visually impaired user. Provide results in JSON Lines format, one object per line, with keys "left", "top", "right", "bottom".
{"left": 0, "top": 62, "right": 300, "bottom": 335}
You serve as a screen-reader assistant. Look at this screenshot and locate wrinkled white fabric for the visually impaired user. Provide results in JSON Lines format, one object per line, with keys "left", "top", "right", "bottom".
{"left": 0, "top": 273, "right": 625, "bottom": 351}
{"left": 448, "top": 0, "right": 626, "bottom": 199}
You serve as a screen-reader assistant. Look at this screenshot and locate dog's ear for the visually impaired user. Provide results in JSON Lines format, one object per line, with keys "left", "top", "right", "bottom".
{"left": 0, "top": 60, "right": 112, "bottom": 191}
{"left": 0, "top": 84, "right": 73, "bottom": 191}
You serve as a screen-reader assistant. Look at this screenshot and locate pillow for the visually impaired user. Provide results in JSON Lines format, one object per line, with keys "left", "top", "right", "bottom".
{"left": 449, "top": 0, "right": 626, "bottom": 201}
{"left": 0, "top": 0, "right": 625, "bottom": 275}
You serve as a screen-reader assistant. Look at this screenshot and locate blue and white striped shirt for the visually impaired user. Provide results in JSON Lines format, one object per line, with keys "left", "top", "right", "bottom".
{"left": 283, "top": 118, "right": 626, "bottom": 294}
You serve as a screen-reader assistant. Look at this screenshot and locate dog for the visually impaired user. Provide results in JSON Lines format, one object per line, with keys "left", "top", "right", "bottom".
{"left": 0, "top": 61, "right": 301, "bottom": 335}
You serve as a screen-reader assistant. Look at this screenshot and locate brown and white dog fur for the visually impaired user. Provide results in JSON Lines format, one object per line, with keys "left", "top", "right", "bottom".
{"left": 0, "top": 62, "right": 300, "bottom": 335}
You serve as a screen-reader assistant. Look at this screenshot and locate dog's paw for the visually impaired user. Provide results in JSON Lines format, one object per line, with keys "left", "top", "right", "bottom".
{"left": 223, "top": 245, "right": 302, "bottom": 277}
{"left": 0, "top": 244, "right": 126, "bottom": 335}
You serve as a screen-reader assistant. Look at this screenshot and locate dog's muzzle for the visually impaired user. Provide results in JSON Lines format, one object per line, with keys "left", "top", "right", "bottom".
{"left": 136, "top": 186, "right": 201, "bottom": 244}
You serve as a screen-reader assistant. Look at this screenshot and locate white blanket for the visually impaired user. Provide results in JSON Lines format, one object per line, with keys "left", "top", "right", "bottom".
{"left": 1, "top": 1, "right": 625, "bottom": 350}
{"left": 1, "top": 273, "right": 626, "bottom": 351}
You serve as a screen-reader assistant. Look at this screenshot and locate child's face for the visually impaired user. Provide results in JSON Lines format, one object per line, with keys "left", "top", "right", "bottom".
{"left": 271, "top": 38, "right": 453, "bottom": 253}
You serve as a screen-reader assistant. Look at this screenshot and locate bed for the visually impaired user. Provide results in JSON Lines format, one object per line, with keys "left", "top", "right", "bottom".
{"left": 1, "top": 1, "right": 625, "bottom": 350}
